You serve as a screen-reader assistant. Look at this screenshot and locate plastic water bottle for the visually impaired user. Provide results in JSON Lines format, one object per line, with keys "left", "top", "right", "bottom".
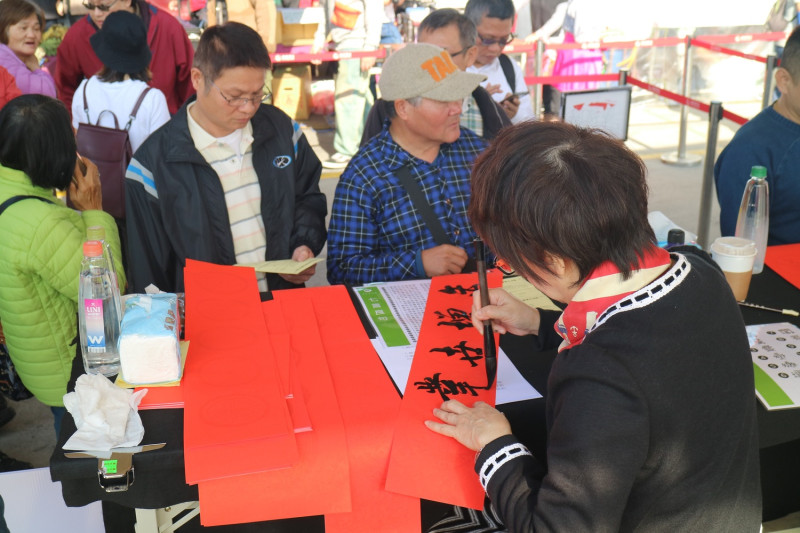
{"left": 734, "top": 165, "right": 770, "bottom": 274}
{"left": 86, "top": 225, "right": 120, "bottom": 314}
{"left": 78, "top": 240, "right": 122, "bottom": 377}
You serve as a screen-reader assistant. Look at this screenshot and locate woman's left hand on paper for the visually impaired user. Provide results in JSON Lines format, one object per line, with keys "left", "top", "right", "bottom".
{"left": 425, "top": 399, "right": 512, "bottom": 452}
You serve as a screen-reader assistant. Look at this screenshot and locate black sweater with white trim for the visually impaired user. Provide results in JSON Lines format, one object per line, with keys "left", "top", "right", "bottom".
{"left": 475, "top": 251, "right": 761, "bottom": 532}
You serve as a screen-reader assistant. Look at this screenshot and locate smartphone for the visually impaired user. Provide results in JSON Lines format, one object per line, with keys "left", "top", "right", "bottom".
{"left": 501, "top": 92, "right": 527, "bottom": 104}
{"left": 77, "top": 155, "right": 87, "bottom": 175}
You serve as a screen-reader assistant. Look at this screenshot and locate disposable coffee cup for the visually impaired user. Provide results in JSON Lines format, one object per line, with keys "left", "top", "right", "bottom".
{"left": 710, "top": 237, "right": 757, "bottom": 301}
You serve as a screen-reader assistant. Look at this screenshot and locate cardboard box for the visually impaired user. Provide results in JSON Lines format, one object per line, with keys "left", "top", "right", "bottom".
{"left": 276, "top": 7, "right": 324, "bottom": 47}
{"left": 272, "top": 65, "right": 312, "bottom": 120}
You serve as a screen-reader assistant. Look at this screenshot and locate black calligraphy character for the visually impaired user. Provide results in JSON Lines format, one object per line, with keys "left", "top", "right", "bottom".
{"left": 430, "top": 340, "right": 483, "bottom": 367}
{"left": 438, "top": 284, "right": 478, "bottom": 296}
{"left": 434, "top": 308, "right": 472, "bottom": 330}
{"left": 414, "top": 372, "right": 481, "bottom": 401}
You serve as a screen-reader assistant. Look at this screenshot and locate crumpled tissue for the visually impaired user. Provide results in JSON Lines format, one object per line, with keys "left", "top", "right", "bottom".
{"left": 63, "top": 373, "right": 148, "bottom": 451}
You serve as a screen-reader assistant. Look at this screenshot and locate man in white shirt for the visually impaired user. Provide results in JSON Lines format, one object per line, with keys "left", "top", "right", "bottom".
{"left": 465, "top": 0, "right": 537, "bottom": 124}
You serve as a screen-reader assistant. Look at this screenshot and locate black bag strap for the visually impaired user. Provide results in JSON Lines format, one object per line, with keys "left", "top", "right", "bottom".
{"left": 394, "top": 164, "right": 452, "bottom": 246}
{"left": 498, "top": 53, "right": 516, "bottom": 93}
{"left": 0, "top": 195, "right": 52, "bottom": 217}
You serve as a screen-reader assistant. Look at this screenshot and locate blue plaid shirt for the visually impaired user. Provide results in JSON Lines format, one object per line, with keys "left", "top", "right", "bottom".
{"left": 327, "top": 124, "right": 488, "bottom": 285}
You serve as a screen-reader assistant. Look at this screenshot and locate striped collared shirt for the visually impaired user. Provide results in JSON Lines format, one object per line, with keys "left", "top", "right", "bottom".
{"left": 187, "top": 104, "right": 267, "bottom": 291}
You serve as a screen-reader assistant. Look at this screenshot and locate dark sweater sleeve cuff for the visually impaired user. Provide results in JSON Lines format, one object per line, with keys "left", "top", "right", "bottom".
{"left": 474, "top": 434, "right": 532, "bottom": 492}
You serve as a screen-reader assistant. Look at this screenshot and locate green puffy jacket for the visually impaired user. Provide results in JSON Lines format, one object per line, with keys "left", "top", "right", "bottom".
{"left": 0, "top": 164, "right": 126, "bottom": 406}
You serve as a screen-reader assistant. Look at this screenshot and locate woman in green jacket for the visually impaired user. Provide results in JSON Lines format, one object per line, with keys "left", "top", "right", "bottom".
{"left": 0, "top": 94, "right": 125, "bottom": 433}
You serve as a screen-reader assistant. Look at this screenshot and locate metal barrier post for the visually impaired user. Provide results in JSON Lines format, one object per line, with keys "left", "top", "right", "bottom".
{"left": 763, "top": 55, "right": 778, "bottom": 109}
{"left": 662, "top": 36, "right": 702, "bottom": 167}
{"left": 619, "top": 69, "right": 628, "bottom": 86}
{"left": 533, "top": 40, "right": 544, "bottom": 119}
{"left": 697, "top": 101, "right": 723, "bottom": 249}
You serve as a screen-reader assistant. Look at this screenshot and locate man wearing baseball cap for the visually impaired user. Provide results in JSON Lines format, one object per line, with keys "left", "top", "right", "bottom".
{"left": 327, "top": 43, "right": 488, "bottom": 285}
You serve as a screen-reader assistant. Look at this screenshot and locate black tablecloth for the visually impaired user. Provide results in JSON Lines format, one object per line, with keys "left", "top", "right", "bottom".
{"left": 49, "top": 266, "right": 800, "bottom": 528}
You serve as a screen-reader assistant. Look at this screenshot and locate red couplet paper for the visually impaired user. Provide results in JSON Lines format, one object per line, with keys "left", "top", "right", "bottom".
{"left": 136, "top": 384, "right": 183, "bottom": 410}
{"left": 385, "top": 272, "right": 501, "bottom": 510}
{"left": 181, "top": 260, "right": 297, "bottom": 484}
{"left": 765, "top": 244, "right": 800, "bottom": 289}
{"left": 261, "top": 297, "right": 312, "bottom": 433}
{"left": 288, "top": 286, "right": 420, "bottom": 533}
{"left": 195, "top": 296, "right": 352, "bottom": 526}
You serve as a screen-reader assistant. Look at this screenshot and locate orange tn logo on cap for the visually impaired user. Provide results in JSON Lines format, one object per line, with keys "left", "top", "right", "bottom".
{"left": 420, "top": 51, "right": 458, "bottom": 82}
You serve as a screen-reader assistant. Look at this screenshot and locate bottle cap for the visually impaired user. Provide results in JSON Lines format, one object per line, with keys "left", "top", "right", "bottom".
{"left": 86, "top": 226, "right": 105, "bottom": 241}
{"left": 83, "top": 240, "right": 103, "bottom": 257}
{"left": 667, "top": 228, "right": 685, "bottom": 245}
{"left": 750, "top": 166, "right": 767, "bottom": 179}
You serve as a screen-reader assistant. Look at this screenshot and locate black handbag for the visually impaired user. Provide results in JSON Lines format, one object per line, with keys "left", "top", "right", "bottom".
{"left": 0, "top": 342, "right": 32, "bottom": 402}
{"left": 72, "top": 80, "right": 151, "bottom": 219}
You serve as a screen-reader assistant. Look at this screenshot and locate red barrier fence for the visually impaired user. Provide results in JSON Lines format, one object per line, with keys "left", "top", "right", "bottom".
{"left": 269, "top": 31, "right": 786, "bottom": 64}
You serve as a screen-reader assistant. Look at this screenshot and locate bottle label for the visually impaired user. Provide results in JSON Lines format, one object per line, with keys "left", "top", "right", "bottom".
{"left": 84, "top": 298, "right": 106, "bottom": 352}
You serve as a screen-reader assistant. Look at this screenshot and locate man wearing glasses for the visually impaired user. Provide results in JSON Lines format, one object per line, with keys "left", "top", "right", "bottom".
{"left": 124, "top": 23, "right": 327, "bottom": 294}
{"left": 465, "top": 0, "right": 536, "bottom": 124}
{"left": 359, "top": 8, "right": 510, "bottom": 145}
{"left": 55, "top": 0, "right": 194, "bottom": 116}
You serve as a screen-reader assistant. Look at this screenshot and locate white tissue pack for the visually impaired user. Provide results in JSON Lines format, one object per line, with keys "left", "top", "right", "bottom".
{"left": 119, "top": 293, "right": 181, "bottom": 384}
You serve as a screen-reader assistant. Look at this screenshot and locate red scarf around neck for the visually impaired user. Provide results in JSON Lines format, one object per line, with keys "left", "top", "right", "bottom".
{"left": 555, "top": 246, "right": 671, "bottom": 352}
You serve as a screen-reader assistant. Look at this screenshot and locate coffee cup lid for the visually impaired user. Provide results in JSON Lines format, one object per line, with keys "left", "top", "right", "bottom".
{"left": 710, "top": 236, "right": 756, "bottom": 257}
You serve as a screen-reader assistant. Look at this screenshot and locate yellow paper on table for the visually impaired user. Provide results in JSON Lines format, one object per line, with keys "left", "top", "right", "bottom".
{"left": 503, "top": 275, "right": 561, "bottom": 311}
{"left": 115, "top": 340, "right": 190, "bottom": 388}
{"left": 238, "top": 257, "right": 323, "bottom": 274}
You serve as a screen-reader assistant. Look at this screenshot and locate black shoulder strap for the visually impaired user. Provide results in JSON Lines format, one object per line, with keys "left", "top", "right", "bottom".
{"left": 0, "top": 195, "right": 52, "bottom": 217}
{"left": 394, "top": 164, "right": 452, "bottom": 246}
{"left": 498, "top": 53, "right": 516, "bottom": 92}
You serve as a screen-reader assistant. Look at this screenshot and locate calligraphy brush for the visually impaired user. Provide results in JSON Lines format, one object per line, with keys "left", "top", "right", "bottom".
{"left": 738, "top": 301, "right": 799, "bottom": 316}
{"left": 474, "top": 239, "right": 497, "bottom": 389}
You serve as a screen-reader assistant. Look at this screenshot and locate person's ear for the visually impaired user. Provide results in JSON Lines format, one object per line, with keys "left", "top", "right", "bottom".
{"left": 545, "top": 253, "right": 568, "bottom": 277}
{"left": 190, "top": 68, "right": 205, "bottom": 93}
{"left": 775, "top": 67, "right": 793, "bottom": 95}
{"left": 394, "top": 99, "right": 411, "bottom": 120}
{"left": 464, "top": 45, "right": 478, "bottom": 69}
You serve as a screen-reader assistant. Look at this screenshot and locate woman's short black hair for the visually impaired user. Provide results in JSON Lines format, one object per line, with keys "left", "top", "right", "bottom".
{"left": 469, "top": 121, "right": 656, "bottom": 284}
{"left": 194, "top": 22, "right": 271, "bottom": 83}
{"left": 0, "top": 95, "right": 77, "bottom": 190}
{"left": 97, "top": 65, "right": 152, "bottom": 83}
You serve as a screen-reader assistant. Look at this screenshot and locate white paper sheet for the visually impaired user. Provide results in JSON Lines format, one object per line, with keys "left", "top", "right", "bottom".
{"left": 747, "top": 322, "right": 800, "bottom": 410}
{"left": 355, "top": 280, "right": 541, "bottom": 405}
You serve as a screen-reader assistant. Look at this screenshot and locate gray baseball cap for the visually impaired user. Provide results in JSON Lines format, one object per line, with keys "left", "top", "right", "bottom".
{"left": 378, "top": 43, "right": 486, "bottom": 102}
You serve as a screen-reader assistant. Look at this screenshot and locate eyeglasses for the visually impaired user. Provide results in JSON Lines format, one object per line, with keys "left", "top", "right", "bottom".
{"left": 477, "top": 33, "right": 515, "bottom": 47}
{"left": 82, "top": 0, "right": 119, "bottom": 11}
{"left": 210, "top": 80, "right": 270, "bottom": 108}
{"left": 449, "top": 47, "right": 469, "bottom": 58}
{"left": 495, "top": 258, "right": 515, "bottom": 276}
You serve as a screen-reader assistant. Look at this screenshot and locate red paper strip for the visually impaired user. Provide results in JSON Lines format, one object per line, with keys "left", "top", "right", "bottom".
{"left": 136, "top": 384, "right": 183, "bottom": 410}
{"left": 261, "top": 298, "right": 312, "bottom": 432}
{"left": 385, "top": 272, "right": 501, "bottom": 510}
{"left": 182, "top": 260, "right": 297, "bottom": 484}
{"left": 765, "top": 244, "right": 800, "bottom": 289}
{"left": 279, "top": 286, "right": 420, "bottom": 533}
{"left": 195, "top": 297, "right": 352, "bottom": 526}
